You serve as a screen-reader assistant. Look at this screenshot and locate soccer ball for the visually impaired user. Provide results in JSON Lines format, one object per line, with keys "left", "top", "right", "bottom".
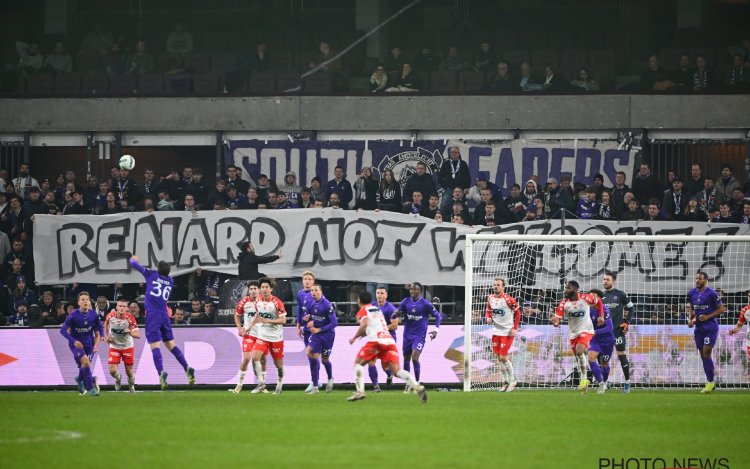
{"left": 119, "top": 154, "right": 135, "bottom": 171}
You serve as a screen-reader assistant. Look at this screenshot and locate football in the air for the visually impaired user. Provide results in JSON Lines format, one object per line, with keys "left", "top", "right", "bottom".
{"left": 119, "top": 154, "right": 135, "bottom": 171}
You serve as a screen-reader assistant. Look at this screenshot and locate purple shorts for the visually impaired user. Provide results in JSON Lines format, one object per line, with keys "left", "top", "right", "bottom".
{"left": 309, "top": 331, "right": 335, "bottom": 356}
{"left": 403, "top": 335, "right": 425, "bottom": 356}
{"left": 69, "top": 344, "right": 93, "bottom": 365}
{"left": 589, "top": 333, "right": 615, "bottom": 362}
{"left": 145, "top": 313, "right": 174, "bottom": 344}
{"left": 302, "top": 329, "right": 311, "bottom": 347}
{"left": 694, "top": 328, "right": 718, "bottom": 350}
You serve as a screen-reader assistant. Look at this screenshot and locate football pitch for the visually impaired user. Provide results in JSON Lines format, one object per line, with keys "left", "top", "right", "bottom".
{"left": 0, "top": 389, "right": 746, "bottom": 469}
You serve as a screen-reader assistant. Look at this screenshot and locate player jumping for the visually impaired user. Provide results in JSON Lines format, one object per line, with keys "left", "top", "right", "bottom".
{"left": 130, "top": 256, "right": 195, "bottom": 390}
{"left": 485, "top": 277, "right": 521, "bottom": 392}
{"left": 588, "top": 289, "right": 616, "bottom": 394}
{"left": 687, "top": 271, "right": 726, "bottom": 394}
{"left": 250, "top": 277, "right": 287, "bottom": 394}
{"left": 304, "top": 283, "right": 338, "bottom": 394}
{"left": 728, "top": 292, "right": 750, "bottom": 360}
{"left": 60, "top": 291, "right": 104, "bottom": 396}
{"left": 369, "top": 285, "right": 399, "bottom": 392}
{"left": 104, "top": 298, "right": 140, "bottom": 393}
{"left": 397, "top": 282, "right": 441, "bottom": 393}
{"left": 232, "top": 280, "right": 266, "bottom": 393}
{"left": 296, "top": 271, "right": 316, "bottom": 392}
{"left": 553, "top": 280, "right": 604, "bottom": 394}
{"left": 348, "top": 291, "right": 426, "bottom": 403}
{"left": 602, "top": 271, "right": 635, "bottom": 393}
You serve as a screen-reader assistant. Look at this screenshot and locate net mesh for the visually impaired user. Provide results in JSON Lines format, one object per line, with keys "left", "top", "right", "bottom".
{"left": 465, "top": 237, "right": 750, "bottom": 391}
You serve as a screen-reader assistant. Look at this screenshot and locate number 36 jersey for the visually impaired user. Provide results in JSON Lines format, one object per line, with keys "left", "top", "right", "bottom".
{"left": 130, "top": 259, "right": 174, "bottom": 317}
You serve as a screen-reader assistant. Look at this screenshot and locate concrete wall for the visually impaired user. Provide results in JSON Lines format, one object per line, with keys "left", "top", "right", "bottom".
{"left": 1, "top": 95, "right": 749, "bottom": 132}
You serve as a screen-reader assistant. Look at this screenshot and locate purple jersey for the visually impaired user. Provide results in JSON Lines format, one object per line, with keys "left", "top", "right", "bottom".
{"left": 590, "top": 304, "right": 614, "bottom": 336}
{"left": 130, "top": 259, "right": 174, "bottom": 317}
{"left": 296, "top": 289, "right": 313, "bottom": 327}
{"left": 687, "top": 287, "right": 723, "bottom": 332}
{"left": 307, "top": 296, "right": 338, "bottom": 333}
{"left": 60, "top": 309, "right": 103, "bottom": 347}
{"left": 398, "top": 297, "right": 441, "bottom": 339}
{"left": 372, "top": 301, "right": 398, "bottom": 341}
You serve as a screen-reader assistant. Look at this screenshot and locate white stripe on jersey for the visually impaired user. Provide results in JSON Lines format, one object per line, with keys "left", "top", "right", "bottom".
{"left": 363, "top": 306, "right": 396, "bottom": 345}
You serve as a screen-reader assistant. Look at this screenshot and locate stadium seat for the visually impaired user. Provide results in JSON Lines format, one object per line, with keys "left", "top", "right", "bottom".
{"left": 53, "top": 73, "right": 82, "bottom": 95}
{"left": 275, "top": 71, "right": 302, "bottom": 93}
{"left": 429, "top": 71, "right": 457, "bottom": 92}
{"left": 108, "top": 73, "right": 137, "bottom": 94}
{"left": 459, "top": 71, "right": 485, "bottom": 92}
{"left": 82, "top": 73, "right": 109, "bottom": 95}
{"left": 137, "top": 73, "right": 164, "bottom": 94}
{"left": 248, "top": 71, "right": 274, "bottom": 93}
{"left": 560, "top": 48, "right": 588, "bottom": 79}
{"left": 210, "top": 52, "right": 237, "bottom": 73}
{"left": 304, "top": 71, "right": 332, "bottom": 93}
{"left": 270, "top": 50, "right": 296, "bottom": 71}
{"left": 658, "top": 47, "right": 685, "bottom": 72}
{"left": 183, "top": 53, "right": 211, "bottom": 73}
{"left": 503, "top": 49, "right": 530, "bottom": 68}
{"left": 191, "top": 73, "right": 219, "bottom": 94}
{"left": 531, "top": 49, "right": 559, "bottom": 70}
{"left": 157, "top": 52, "right": 183, "bottom": 72}
{"left": 75, "top": 52, "right": 100, "bottom": 73}
{"left": 25, "top": 73, "right": 53, "bottom": 95}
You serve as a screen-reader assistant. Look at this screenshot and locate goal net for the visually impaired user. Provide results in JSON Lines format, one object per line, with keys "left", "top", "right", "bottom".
{"left": 463, "top": 234, "right": 750, "bottom": 391}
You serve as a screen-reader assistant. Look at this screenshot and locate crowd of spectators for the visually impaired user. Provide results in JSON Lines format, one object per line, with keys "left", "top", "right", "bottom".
{"left": 1, "top": 145, "right": 749, "bottom": 327}
{"left": 2, "top": 16, "right": 750, "bottom": 94}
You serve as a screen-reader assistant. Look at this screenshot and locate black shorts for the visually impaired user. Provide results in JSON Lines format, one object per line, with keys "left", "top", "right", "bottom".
{"left": 614, "top": 331, "right": 627, "bottom": 352}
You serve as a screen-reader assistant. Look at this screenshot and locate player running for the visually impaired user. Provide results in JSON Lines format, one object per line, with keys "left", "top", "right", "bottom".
{"left": 232, "top": 280, "right": 266, "bottom": 393}
{"left": 369, "top": 285, "right": 399, "bottom": 392}
{"left": 587, "top": 289, "right": 615, "bottom": 394}
{"left": 728, "top": 292, "right": 750, "bottom": 359}
{"left": 130, "top": 256, "right": 195, "bottom": 390}
{"left": 687, "top": 271, "right": 726, "bottom": 394}
{"left": 602, "top": 271, "right": 635, "bottom": 393}
{"left": 104, "top": 298, "right": 140, "bottom": 393}
{"left": 484, "top": 277, "right": 521, "bottom": 392}
{"left": 60, "top": 292, "right": 104, "bottom": 396}
{"left": 348, "top": 291, "right": 426, "bottom": 403}
{"left": 250, "top": 277, "right": 287, "bottom": 394}
{"left": 397, "top": 282, "right": 441, "bottom": 393}
{"left": 296, "top": 271, "right": 316, "bottom": 392}
{"left": 304, "top": 283, "right": 338, "bottom": 394}
{"left": 553, "top": 280, "right": 604, "bottom": 394}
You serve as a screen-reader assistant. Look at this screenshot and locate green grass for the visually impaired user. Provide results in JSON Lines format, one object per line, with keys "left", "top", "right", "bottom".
{"left": 0, "top": 389, "right": 746, "bottom": 468}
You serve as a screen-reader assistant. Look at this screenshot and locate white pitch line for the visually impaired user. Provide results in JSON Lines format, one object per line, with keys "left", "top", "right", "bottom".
{"left": 0, "top": 430, "right": 83, "bottom": 444}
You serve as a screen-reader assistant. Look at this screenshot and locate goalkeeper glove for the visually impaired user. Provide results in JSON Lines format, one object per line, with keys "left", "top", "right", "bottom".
{"left": 620, "top": 322, "right": 629, "bottom": 334}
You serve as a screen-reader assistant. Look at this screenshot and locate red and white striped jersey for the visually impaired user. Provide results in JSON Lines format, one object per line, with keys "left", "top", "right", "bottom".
{"left": 357, "top": 305, "right": 396, "bottom": 345}
{"left": 555, "top": 293, "right": 603, "bottom": 340}
{"left": 255, "top": 295, "right": 287, "bottom": 342}
{"left": 485, "top": 293, "right": 521, "bottom": 336}
{"left": 235, "top": 296, "right": 261, "bottom": 337}
{"left": 105, "top": 311, "right": 138, "bottom": 350}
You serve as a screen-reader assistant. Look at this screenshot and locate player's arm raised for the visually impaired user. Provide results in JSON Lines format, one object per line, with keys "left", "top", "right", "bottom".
{"left": 129, "top": 256, "right": 147, "bottom": 276}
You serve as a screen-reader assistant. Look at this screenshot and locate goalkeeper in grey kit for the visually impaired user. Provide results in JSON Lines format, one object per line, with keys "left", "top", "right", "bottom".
{"left": 602, "top": 271, "right": 634, "bottom": 393}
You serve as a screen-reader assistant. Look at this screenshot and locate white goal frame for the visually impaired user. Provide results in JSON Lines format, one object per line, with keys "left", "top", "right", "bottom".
{"left": 463, "top": 234, "right": 750, "bottom": 392}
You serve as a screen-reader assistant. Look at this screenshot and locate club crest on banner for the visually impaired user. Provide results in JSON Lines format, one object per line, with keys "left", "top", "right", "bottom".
{"left": 375, "top": 147, "right": 445, "bottom": 195}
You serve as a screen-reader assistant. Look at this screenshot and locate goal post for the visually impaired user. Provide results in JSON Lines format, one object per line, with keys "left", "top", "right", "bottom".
{"left": 464, "top": 234, "right": 750, "bottom": 392}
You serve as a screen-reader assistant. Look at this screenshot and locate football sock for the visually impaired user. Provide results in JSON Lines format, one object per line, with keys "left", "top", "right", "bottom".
{"left": 238, "top": 370, "right": 246, "bottom": 384}
{"left": 81, "top": 366, "right": 94, "bottom": 391}
{"left": 576, "top": 354, "right": 588, "bottom": 377}
{"left": 169, "top": 346, "right": 189, "bottom": 371}
{"left": 618, "top": 355, "right": 630, "bottom": 380}
{"left": 497, "top": 361, "right": 508, "bottom": 383}
{"left": 309, "top": 357, "right": 320, "bottom": 387}
{"left": 701, "top": 357, "right": 715, "bottom": 382}
{"left": 368, "top": 364, "right": 379, "bottom": 385}
{"left": 602, "top": 365, "right": 610, "bottom": 382}
{"left": 505, "top": 361, "right": 515, "bottom": 382}
{"left": 412, "top": 360, "right": 421, "bottom": 381}
{"left": 151, "top": 348, "right": 164, "bottom": 375}
{"left": 253, "top": 361, "right": 264, "bottom": 384}
{"left": 396, "top": 369, "right": 419, "bottom": 389}
{"left": 322, "top": 360, "right": 333, "bottom": 380}
{"left": 354, "top": 364, "right": 365, "bottom": 393}
{"left": 589, "top": 360, "right": 603, "bottom": 383}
